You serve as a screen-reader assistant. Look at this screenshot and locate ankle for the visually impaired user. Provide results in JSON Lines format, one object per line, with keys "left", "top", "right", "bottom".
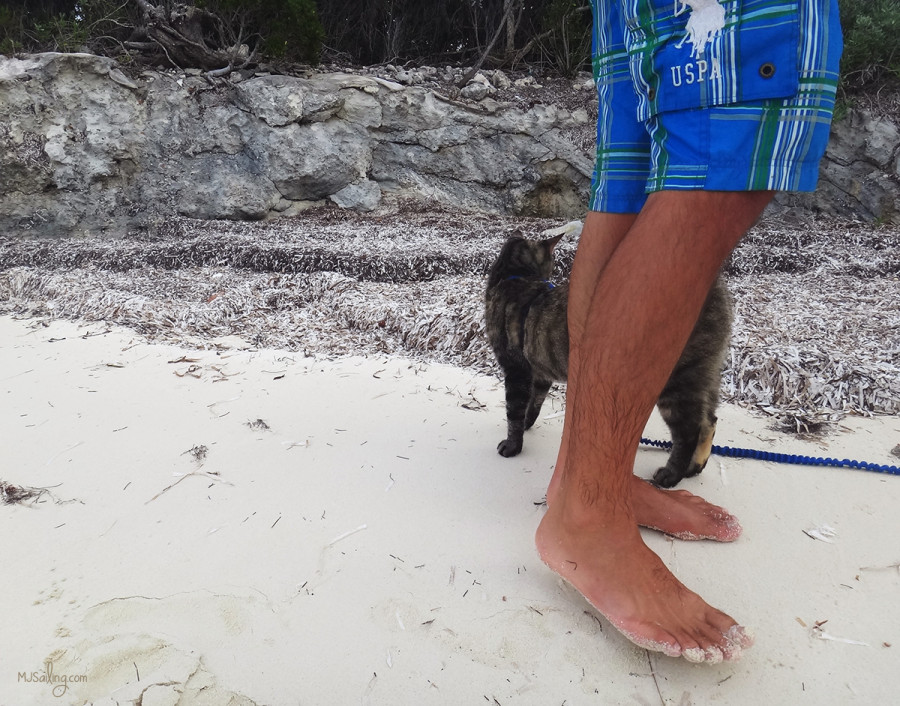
{"left": 546, "top": 483, "right": 636, "bottom": 535}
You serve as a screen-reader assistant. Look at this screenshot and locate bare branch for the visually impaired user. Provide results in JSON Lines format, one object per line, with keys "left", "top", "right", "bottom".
{"left": 456, "top": 0, "right": 516, "bottom": 87}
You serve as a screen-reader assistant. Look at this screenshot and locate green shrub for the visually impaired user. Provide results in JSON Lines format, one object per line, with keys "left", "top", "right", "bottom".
{"left": 0, "top": 1, "right": 135, "bottom": 56}
{"left": 0, "top": 0, "right": 322, "bottom": 65}
{"left": 539, "top": 0, "right": 592, "bottom": 77}
{"left": 197, "top": 0, "right": 324, "bottom": 64}
{"left": 839, "top": 0, "right": 900, "bottom": 88}
{"left": 0, "top": 0, "right": 897, "bottom": 87}
{"left": 258, "top": 0, "right": 323, "bottom": 62}
{"left": 0, "top": 6, "right": 25, "bottom": 54}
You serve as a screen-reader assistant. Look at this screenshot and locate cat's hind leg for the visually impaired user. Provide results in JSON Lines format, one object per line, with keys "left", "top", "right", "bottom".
{"left": 497, "top": 362, "right": 533, "bottom": 457}
{"left": 524, "top": 378, "right": 553, "bottom": 430}
{"left": 690, "top": 411, "right": 717, "bottom": 475}
{"left": 659, "top": 411, "right": 717, "bottom": 486}
{"left": 653, "top": 354, "right": 723, "bottom": 486}
{"left": 653, "top": 400, "right": 702, "bottom": 488}
{"left": 654, "top": 373, "right": 723, "bottom": 488}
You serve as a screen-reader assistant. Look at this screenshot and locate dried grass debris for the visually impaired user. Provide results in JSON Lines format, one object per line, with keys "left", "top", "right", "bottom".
{"left": 1, "top": 480, "right": 49, "bottom": 506}
{"left": 0, "top": 480, "right": 74, "bottom": 506}
{"left": 0, "top": 210, "right": 896, "bottom": 432}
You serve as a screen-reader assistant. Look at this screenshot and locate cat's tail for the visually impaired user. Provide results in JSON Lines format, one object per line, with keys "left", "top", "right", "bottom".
{"left": 540, "top": 220, "right": 583, "bottom": 239}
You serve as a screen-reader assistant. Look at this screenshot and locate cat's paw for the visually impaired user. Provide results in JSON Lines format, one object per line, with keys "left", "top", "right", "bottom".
{"left": 497, "top": 439, "right": 523, "bottom": 457}
{"left": 652, "top": 462, "right": 704, "bottom": 487}
{"left": 652, "top": 465, "right": 683, "bottom": 488}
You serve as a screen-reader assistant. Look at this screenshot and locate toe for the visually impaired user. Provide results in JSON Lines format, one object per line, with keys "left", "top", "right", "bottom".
{"left": 659, "top": 640, "right": 683, "bottom": 658}
{"left": 720, "top": 638, "right": 744, "bottom": 661}
{"left": 682, "top": 646, "right": 706, "bottom": 663}
{"left": 703, "top": 645, "right": 725, "bottom": 664}
{"left": 727, "top": 624, "right": 754, "bottom": 649}
{"left": 709, "top": 622, "right": 752, "bottom": 661}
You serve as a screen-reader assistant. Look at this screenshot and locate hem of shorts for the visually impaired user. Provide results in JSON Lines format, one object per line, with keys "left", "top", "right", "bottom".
{"left": 590, "top": 160, "right": 824, "bottom": 213}
{"left": 588, "top": 192, "right": 647, "bottom": 214}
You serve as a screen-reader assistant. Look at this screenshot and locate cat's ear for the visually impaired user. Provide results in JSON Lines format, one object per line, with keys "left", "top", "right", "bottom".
{"left": 543, "top": 233, "right": 565, "bottom": 250}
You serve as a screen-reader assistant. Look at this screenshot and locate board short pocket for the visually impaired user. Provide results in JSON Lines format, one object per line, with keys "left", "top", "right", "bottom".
{"left": 635, "top": 0, "right": 801, "bottom": 118}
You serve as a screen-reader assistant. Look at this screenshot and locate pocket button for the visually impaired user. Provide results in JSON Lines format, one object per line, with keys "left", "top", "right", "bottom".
{"left": 759, "top": 62, "right": 776, "bottom": 79}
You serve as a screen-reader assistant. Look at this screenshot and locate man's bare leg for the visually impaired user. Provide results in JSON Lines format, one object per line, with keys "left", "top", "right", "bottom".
{"left": 536, "top": 190, "right": 772, "bottom": 662}
{"left": 548, "top": 212, "right": 742, "bottom": 542}
{"left": 547, "top": 210, "right": 634, "bottom": 501}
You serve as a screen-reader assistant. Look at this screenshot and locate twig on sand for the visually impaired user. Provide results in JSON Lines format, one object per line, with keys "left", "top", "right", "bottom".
{"left": 208, "top": 396, "right": 241, "bottom": 417}
{"left": 583, "top": 610, "right": 602, "bottom": 630}
{"left": 461, "top": 396, "right": 486, "bottom": 411}
{"left": 146, "top": 445, "right": 231, "bottom": 503}
{"left": 45, "top": 441, "right": 83, "bottom": 466}
{"left": 145, "top": 470, "right": 232, "bottom": 503}
{"left": 325, "top": 524, "right": 368, "bottom": 548}
{"left": 803, "top": 525, "right": 837, "bottom": 543}
{"left": 859, "top": 562, "right": 900, "bottom": 573}
{"left": 168, "top": 356, "right": 200, "bottom": 364}
{"left": 647, "top": 652, "right": 665, "bottom": 706}
{"left": 811, "top": 622, "right": 870, "bottom": 646}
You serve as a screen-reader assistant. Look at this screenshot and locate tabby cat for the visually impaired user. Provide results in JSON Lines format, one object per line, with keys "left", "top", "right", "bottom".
{"left": 484, "top": 232, "right": 733, "bottom": 488}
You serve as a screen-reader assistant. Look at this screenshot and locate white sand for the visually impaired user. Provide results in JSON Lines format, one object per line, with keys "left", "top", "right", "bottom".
{"left": 3, "top": 314, "right": 899, "bottom": 705}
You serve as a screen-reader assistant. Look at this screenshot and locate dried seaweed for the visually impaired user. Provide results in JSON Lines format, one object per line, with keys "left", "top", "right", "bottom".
{"left": 0, "top": 480, "right": 72, "bottom": 506}
{"left": 1, "top": 480, "right": 49, "bottom": 505}
{"left": 726, "top": 271, "right": 900, "bottom": 427}
{"left": 0, "top": 211, "right": 896, "bottom": 431}
{"left": 183, "top": 445, "right": 209, "bottom": 463}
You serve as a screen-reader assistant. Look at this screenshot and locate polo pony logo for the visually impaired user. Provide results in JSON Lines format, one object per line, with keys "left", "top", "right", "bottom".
{"left": 675, "top": 0, "right": 726, "bottom": 58}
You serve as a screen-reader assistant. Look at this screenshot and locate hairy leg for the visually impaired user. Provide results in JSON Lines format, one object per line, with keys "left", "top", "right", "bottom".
{"left": 536, "top": 190, "right": 772, "bottom": 662}
{"left": 548, "top": 210, "right": 635, "bottom": 500}
{"left": 548, "top": 211, "right": 739, "bottom": 542}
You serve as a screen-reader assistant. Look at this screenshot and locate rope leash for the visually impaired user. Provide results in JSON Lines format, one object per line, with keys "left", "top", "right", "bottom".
{"left": 639, "top": 437, "right": 900, "bottom": 477}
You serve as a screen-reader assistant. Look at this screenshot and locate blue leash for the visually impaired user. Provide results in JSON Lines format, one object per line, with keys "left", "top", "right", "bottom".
{"left": 639, "top": 437, "right": 900, "bottom": 477}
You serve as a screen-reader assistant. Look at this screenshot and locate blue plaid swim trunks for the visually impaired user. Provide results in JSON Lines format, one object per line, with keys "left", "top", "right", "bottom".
{"left": 589, "top": 0, "right": 843, "bottom": 213}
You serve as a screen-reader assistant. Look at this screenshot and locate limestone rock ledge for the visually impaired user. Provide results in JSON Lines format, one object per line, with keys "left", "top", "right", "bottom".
{"left": 0, "top": 53, "right": 593, "bottom": 238}
{"left": 1, "top": 53, "right": 897, "bottom": 238}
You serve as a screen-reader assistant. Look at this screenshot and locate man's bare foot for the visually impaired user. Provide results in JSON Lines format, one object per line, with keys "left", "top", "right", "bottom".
{"left": 535, "top": 503, "right": 753, "bottom": 662}
{"left": 546, "top": 474, "right": 741, "bottom": 542}
{"left": 631, "top": 479, "right": 742, "bottom": 541}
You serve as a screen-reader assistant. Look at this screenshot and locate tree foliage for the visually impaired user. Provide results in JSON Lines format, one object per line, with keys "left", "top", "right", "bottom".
{"left": 0, "top": 0, "right": 323, "bottom": 68}
{"left": 200, "top": 0, "right": 323, "bottom": 63}
{"left": 839, "top": 0, "right": 900, "bottom": 89}
{"left": 314, "top": 0, "right": 591, "bottom": 74}
{"left": 0, "top": 0, "right": 591, "bottom": 75}
{"left": 0, "top": 0, "right": 895, "bottom": 90}
{"left": 0, "top": 0, "right": 138, "bottom": 55}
